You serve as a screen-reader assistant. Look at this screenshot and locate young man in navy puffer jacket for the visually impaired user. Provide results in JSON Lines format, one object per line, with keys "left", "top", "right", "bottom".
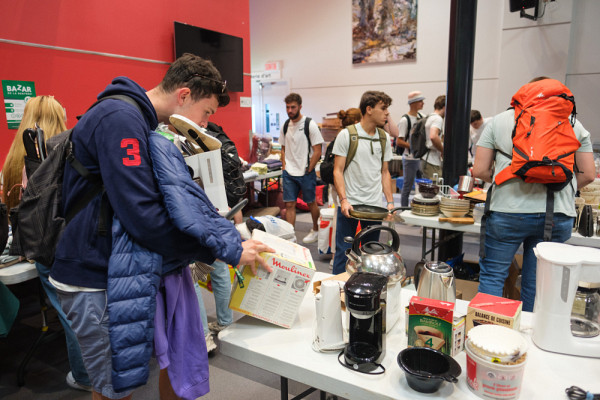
{"left": 50, "top": 53, "right": 272, "bottom": 400}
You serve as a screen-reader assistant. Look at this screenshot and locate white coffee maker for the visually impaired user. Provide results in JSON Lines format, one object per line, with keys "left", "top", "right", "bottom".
{"left": 533, "top": 242, "right": 600, "bottom": 358}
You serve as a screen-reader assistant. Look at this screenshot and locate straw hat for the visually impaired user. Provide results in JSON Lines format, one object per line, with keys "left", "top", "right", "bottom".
{"left": 408, "top": 91, "right": 425, "bottom": 104}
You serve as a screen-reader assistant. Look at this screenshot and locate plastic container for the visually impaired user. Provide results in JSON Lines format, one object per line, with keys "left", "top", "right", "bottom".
{"left": 465, "top": 325, "right": 528, "bottom": 400}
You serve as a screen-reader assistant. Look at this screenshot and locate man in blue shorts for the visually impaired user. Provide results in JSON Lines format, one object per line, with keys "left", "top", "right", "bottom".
{"left": 280, "top": 93, "right": 324, "bottom": 243}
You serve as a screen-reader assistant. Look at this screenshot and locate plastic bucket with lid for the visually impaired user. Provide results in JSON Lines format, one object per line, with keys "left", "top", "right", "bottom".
{"left": 465, "top": 325, "right": 528, "bottom": 400}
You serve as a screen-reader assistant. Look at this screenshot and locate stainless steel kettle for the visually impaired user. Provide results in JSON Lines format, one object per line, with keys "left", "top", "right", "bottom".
{"left": 345, "top": 225, "right": 406, "bottom": 285}
{"left": 416, "top": 261, "right": 456, "bottom": 302}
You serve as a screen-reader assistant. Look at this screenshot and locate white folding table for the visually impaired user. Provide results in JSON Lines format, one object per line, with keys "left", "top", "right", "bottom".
{"left": 219, "top": 271, "right": 600, "bottom": 400}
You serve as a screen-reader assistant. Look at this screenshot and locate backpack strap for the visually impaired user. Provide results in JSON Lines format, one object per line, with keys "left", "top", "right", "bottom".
{"left": 282, "top": 119, "right": 290, "bottom": 136}
{"left": 67, "top": 94, "right": 143, "bottom": 233}
{"left": 376, "top": 127, "right": 387, "bottom": 165}
{"left": 345, "top": 124, "right": 359, "bottom": 169}
{"left": 344, "top": 125, "right": 387, "bottom": 168}
{"left": 479, "top": 183, "right": 494, "bottom": 259}
{"left": 304, "top": 117, "right": 312, "bottom": 168}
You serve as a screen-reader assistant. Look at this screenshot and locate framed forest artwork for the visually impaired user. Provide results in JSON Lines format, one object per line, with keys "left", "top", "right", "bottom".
{"left": 352, "top": 0, "right": 418, "bottom": 64}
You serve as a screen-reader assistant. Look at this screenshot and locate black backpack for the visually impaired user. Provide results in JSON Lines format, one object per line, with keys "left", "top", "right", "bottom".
{"left": 408, "top": 115, "right": 431, "bottom": 159}
{"left": 396, "top": 112, "right": 424, "bottom": 155}
{"left": 319, "top": 139, "right": 337, "bottom": 185}
{"left": 9, "top": 95, "right": 141, "bottom": 266}
{"left": 282, "top": 117, "right": 313, "bottom": 166}
{"left": 205, "top": 122, "right": 247, "bottom": 207}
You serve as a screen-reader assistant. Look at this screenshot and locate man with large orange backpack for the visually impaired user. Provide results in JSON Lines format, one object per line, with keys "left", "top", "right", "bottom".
{"left": 473, "top": 77, "right": 596, "bottom": 312}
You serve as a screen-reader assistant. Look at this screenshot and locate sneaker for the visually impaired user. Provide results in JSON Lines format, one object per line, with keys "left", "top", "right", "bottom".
{"left": 302, "top": 229, "right": 318, "bottom": 244}
{"left": 329, "top": 257, "right": 334, "bottom": 270}
{"left": 66, "top": 371, "right": 92, "bottom": 392}
{"left": 205, "top": 332, "right": 217, "bottom": 355}
{"left": 208, "top": 321, "right": 229, "bottom": 333}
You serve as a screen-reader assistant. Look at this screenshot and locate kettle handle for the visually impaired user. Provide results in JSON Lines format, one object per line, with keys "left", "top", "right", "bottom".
{"left": 352, "top": 225, "right": 400, "bottom": 254}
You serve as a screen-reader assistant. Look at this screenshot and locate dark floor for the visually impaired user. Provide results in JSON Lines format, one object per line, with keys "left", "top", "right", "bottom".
{"left": 0, "top": 210, "right": 480, "bottom": 399}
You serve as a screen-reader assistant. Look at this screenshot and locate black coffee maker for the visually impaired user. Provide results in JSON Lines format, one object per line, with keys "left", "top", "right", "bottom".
{"left": 341, "top": 272, "right": 388, "bottom": 374}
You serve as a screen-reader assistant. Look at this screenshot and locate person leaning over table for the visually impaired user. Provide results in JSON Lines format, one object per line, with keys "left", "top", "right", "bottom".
{"left": 48, "top": 53, "right": 274, "bottom": 400}
{"left": 1, "top": 95, "right": 92, "bottom": 392}
{"left": 331, "top": 91, "right": 396, "bottom": 275}
{"left": 473, "top": 76, "right": 595, "bottom": 313}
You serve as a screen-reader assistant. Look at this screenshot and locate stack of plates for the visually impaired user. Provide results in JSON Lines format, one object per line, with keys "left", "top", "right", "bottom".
{"left": 411, "top": 194, "right": 440, "bottom": 216}
{"left": 439, "top": 197, "right": 470, "bottom": 218}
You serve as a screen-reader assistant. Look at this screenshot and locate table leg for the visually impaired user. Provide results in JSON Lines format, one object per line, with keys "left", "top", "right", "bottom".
{"left": 281, "top": 376, "right": 288, "bottom": 400}
{"left": 17, "top": 280, "right": 62, "bottom": 386}
{"left": 421, "top": 228, "right": 427, "bottom": 260}
{"left": 279, "top": 376, "right": 328, "bottom": 400}
{"left": 432, "top": 229, "right": 437, "bottom": 260}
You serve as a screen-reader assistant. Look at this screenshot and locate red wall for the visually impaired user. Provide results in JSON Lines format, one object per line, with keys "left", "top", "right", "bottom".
{"left": 0, "top": 0, "right": 252, "bottom": 167}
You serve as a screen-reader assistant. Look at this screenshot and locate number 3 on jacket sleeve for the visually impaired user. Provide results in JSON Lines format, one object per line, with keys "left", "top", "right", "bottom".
{"left": 121, "top": 138, "right": 141, "bottom": 166}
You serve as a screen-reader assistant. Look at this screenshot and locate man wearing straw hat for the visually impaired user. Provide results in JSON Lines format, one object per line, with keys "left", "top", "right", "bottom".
{"left": 395, "top": 91, "right": 425, "bottom": 207}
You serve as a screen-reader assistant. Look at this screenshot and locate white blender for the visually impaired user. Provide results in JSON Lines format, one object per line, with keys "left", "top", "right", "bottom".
{"left": 533, "top": 242, "right": 600, "bottom": 357}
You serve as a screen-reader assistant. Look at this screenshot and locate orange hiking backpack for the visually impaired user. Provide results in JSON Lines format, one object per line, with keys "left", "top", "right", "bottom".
{"left": 494, "top": 79, "right": 579, "bottom": 190}
{"left": 480, "top": 80, "right": 580, "bottom": 255}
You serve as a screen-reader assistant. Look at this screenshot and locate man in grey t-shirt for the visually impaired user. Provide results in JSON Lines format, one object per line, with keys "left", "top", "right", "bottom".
{"left": 330, "top": 91, "right": 395, "bottom": 274}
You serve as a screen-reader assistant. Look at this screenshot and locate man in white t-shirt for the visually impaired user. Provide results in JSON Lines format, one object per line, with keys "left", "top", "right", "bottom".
{"left": 469, "top": 109, "right": 492, "bottom": 162}
{"left": 422, "top": 95, "right": 446, "bottom": 180}
{"left": 395, "top": 90, "right": 425, "bottom": 206}
{"left": 330, "top": 91, "right": 395, "bottom": 274}
{"left": 473, "top": 77, "right": 596, "bottom": 312}
{"left": 280, "top": 93, "right": 324, "bottom": 243}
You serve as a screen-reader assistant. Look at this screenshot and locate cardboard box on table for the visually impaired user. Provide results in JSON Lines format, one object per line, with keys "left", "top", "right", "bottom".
{"left": 184, "top": 150, "right": 228, "bottom": 213}
{"left": 229, "top": 229, "right": 316, "bottom": 328}
{"left": 407, "top": 296, "right": 465, "bottom": 356}
{"left": 466, "top": 292, "right": 522, "bottom": 335}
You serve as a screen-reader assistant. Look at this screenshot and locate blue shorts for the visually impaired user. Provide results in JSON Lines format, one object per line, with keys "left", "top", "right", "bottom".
{"left": 282, "top": 169, "right": 317, "bottom": 203}
{"left": 57, "top": 290, "right": 134, "bottom": 399}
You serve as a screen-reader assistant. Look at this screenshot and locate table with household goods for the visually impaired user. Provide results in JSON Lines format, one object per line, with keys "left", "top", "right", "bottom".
{"left": 219, "top": 271, "right": 600, "bottom": 400}
{"left": 399, "top": 210, "right": 600, "bottom": 260}
{"left": 244, "top": 170, "right": 282, "bottom": 208}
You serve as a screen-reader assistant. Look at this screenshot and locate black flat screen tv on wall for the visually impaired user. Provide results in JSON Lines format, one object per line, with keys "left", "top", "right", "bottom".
{"left": 174, "top": 21, "right": 244, "bottom": 92}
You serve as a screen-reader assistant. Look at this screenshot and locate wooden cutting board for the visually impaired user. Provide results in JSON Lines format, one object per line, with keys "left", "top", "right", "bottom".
{"left": 439, "top": 217, "right": 475, "bottom": 224}
{"left": 463, "top": 190, "right": 487, "bottom": 202}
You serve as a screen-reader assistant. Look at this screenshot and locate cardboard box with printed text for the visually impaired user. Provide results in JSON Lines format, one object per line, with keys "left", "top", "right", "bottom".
{"left": 466, "top": 292, "right": 522, "bottom": 335}
{"left": 408, "top": 296, "right": 465, "bottom": 356}
{"left": 229, "top": 229, "right": 316, "bottom": 328}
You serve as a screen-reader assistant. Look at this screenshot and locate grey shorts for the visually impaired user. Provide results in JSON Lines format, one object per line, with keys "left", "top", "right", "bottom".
{"left": 57, "top": 290, "right": 134, "bottom": 399}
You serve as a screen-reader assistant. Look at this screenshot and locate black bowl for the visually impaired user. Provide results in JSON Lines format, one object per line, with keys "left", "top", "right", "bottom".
{"left": 418, "top": 183, "right": 440, "bottom": 199}
{"left": 397, "top": 347, "right": 462, "bottom": 393}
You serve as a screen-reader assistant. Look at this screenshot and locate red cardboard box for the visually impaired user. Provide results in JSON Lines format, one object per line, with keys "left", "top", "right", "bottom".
{"left": 466, "top": 292, "right": 522, "bottom": 335}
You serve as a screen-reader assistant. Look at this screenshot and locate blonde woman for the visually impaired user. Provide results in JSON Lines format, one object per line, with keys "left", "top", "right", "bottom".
{"left": 2, "top": 95, "right": 67, "bottom": 210}
{"left": 0, "top": 95, "right": 91, "bottom": 391}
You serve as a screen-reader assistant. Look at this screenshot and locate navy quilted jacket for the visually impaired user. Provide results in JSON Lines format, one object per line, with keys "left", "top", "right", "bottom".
{"left": 107, "top": 132, "right": 242, "bottom": 392}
